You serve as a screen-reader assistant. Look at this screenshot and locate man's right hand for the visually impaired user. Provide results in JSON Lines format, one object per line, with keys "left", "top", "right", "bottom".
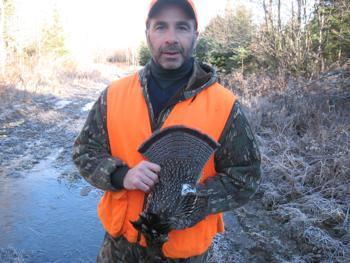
{"left": 123, "top": 160, "right": 160, "bottom": 192}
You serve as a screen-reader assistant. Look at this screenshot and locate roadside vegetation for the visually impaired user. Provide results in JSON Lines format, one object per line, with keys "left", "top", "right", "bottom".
{"left": 0, "top": 1, "right": 71, "bottom": 101}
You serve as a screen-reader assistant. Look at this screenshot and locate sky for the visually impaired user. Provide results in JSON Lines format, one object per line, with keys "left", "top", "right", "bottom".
{"left": 56, "top": 0, "right": 242, "bottom": 52}
{"left": 12, "top": 0, "right": 275, "bottom": 61}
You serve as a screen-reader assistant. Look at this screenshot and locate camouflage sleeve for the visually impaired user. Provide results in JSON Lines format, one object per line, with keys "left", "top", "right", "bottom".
{"left": 72, "top": 88, "right": 128, "bottom": 191}
{"left": 198, "top": 101, "right": 261, "bottom": 214}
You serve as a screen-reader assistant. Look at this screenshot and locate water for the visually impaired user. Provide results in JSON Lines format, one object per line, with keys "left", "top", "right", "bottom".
{"left": 0, "top": 149, "right": 104, "bottom": 262}
{"left": 81, "top": 102, "right": 95, "bottom": 113}
{"left": 54, "top": 100, "right": 72, "bottom": 110}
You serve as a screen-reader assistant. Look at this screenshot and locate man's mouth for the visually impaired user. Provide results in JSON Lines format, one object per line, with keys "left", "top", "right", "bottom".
{"left": 162, "top": 51, "right": 180, "bottom": 58}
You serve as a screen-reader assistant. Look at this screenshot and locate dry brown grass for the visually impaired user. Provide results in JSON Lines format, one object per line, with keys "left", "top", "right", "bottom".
{"left": 0, "top": 54, "right": 117, "bottom": 108}
{"left": 0, "top": 53, "right": 139, "bottom": 104}
{"left": 0, "top": 55, "right": 74, "bottom": 99}
{"left": 223, "top": 67, "right": 350, "bottom": 261}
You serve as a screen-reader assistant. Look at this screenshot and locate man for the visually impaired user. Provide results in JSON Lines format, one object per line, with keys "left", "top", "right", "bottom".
{"left": 73, "top": 0, "right": 261, "bottom": 262}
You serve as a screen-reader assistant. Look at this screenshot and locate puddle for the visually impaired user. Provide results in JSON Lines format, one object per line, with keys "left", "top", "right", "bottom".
{"left": 3, "top": 119, "right": 25, "bottom": 129}
{"left": 81, "top": 102, "right": 94, "bottom": 112}
{"left": 54, "top": 100, "right": 72, "bottom": 110}
{"left": 0, "top": 148, "right": 104, "bottom": 262}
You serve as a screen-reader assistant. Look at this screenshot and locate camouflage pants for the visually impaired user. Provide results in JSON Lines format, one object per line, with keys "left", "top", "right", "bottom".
{"left": 96, "top": 233, "right": 209, "bottom": 263}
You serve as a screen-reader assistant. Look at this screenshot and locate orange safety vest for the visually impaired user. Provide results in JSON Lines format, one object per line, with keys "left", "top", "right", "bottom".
{"left": 98, "top": 72, "right": 236, "bottom": 259}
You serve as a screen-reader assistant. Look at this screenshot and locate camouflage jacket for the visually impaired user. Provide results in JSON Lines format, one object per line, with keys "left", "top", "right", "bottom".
{"left": 73, "top": 60, "right": 261, "bottom": 215}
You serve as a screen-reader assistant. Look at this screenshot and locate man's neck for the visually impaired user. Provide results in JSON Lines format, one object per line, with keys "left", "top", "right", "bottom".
{"left": 150, "top": 58, "right": 194, "bottom": 86}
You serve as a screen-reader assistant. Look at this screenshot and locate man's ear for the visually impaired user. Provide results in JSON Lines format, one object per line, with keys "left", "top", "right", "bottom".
{"left": 195, "top": 30, "right": 199, "bottom": 40}
{"left": 145, "top": 29, "right": 150, "bottom": 47}
{"left": 193, "top": 30, "right": 199, "bottom": 49}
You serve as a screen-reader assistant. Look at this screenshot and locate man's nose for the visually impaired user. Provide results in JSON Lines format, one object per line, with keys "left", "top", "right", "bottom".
{"left": 164, "top": 28, "right": 178, "bottom": 45}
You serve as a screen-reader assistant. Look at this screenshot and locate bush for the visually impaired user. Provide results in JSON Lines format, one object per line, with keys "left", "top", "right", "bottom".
{"left": 138, "top": 42, "right": 151, "bottom": 66}
{"left": 40, "top": 9, "right": 68, "bottom": 56}
{"left": 199, "top": 5, "right": 255, "bottom": 74}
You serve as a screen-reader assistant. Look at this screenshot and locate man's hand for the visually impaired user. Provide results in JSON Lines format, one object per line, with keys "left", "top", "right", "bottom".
{"left": 123, "top": 160, "right": 160, "bottom": 192}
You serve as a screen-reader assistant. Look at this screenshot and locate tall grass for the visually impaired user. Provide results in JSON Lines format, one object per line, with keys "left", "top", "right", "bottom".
{"left": 223, "top": 66, "right": 350, "bottom": 261}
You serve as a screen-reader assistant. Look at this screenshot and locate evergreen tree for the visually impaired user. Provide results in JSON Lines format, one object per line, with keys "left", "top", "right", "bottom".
{"left": 138, "top": 41, "right": 151, "bottom": 66}
{"left": 310, "top": 0, "right": 350, "bottom": 68}
{"left": 199, "top": 4, "right": 255, "bottom": 73}
{"left": 41, "top": 8, "right": 67, "bottom": 56}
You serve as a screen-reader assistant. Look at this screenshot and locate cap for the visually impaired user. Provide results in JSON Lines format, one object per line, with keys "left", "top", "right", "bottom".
{"left": 147, "top": 0, "right": 198, "bottom": 29}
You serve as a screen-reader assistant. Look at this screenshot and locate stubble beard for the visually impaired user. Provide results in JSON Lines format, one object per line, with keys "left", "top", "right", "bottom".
{"left": 147, "top": 36, "right": 197, "bottom": 70}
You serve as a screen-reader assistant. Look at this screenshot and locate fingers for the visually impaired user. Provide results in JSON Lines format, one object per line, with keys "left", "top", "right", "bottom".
{"left": 142, "top": 160, "right": 161, "bottom": 173}
{"left": 139, "top": 173, "right": 155, "bottom": 187}
{"left": 134, "top": 180, "right": 151, "bottom": 193}
{"left": 143, "top": 167, "right": 159, "bottom": 183}
{"left": 139, "top": 160, "right": 160, "bottom": 184}
{"left": 123, "top": 160, "right": 161, "bottom": 192}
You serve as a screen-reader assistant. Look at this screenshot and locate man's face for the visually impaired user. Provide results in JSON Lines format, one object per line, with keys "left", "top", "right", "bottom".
{"left": 146, "top": 4, "right": 198, "bottom": 70}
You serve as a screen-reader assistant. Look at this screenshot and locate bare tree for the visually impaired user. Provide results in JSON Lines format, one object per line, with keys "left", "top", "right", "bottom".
{"left": 317, "top": 0, "right": 325, "bottom": 72}
{"left": 262, "top": 0, "right": 269, "bottom": 31}
{"left": 277, "top": 0, "right": 281, "bottom": 33}
{"left": 0, "top": 0, "right": 5, "bottom": 77}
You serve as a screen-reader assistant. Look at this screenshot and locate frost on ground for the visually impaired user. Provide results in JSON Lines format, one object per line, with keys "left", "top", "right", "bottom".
{"left": 220, "top": 67, "right": 350, "bottom": 262}
{"left": 0, "top": 62, "right": 349, "bottom": 262}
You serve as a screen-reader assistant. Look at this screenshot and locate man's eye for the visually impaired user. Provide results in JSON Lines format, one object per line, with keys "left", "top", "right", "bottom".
{"left": 155, "top": 25, "right": 165, "bottom": 30}
{"left": 178, "top": 26, "right": 189, "bottom": 31}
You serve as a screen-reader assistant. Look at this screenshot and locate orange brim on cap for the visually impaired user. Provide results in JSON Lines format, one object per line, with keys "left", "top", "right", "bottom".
{"left": 147, "top": 0, "right": 198, "bottom": 29}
